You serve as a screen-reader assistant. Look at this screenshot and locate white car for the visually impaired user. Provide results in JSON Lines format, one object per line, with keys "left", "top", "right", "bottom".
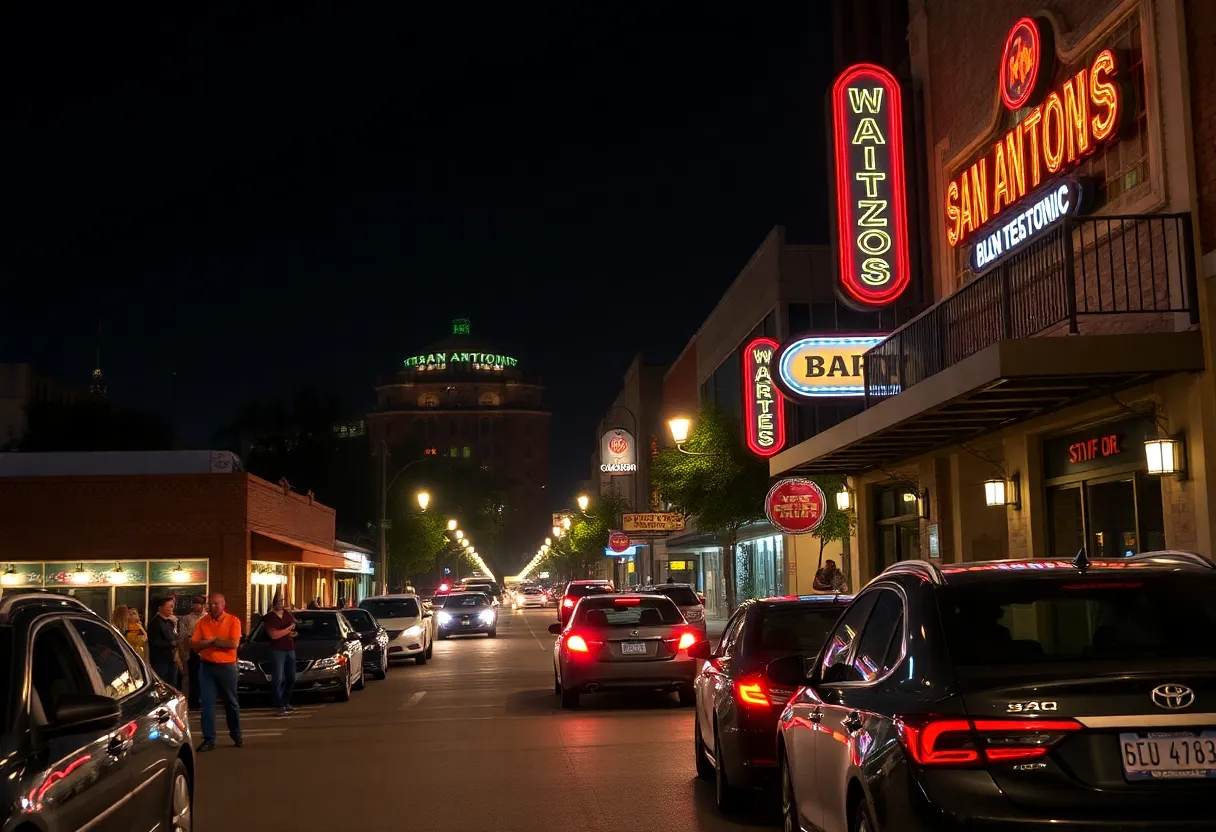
{"left": 514, "top": 586, "right": 549, "bottom": 609}
{"left": 359, "top": 594, "right": 433, "bottom": 665}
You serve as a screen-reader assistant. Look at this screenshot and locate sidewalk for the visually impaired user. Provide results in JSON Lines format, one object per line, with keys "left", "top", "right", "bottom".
{"left": 706, "top": 617, "right": 727, "bottom": 644}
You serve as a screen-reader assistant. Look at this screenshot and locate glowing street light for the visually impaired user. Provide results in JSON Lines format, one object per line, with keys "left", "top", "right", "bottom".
{"left": 577, "top": 494, "right": 589, "bottom": 512}
{"left": 668, "top": 417, "right": 691, "bottom": 444}
{"left": 562, "top": 516, "right": 571, "bottom": 530}
{"left": 544, "top": 537, "right": 552, "bottom": 546}
{"left": 416, "top": 491, "right": 431, "bottom": 511}
{"left": 447, "top": 518, "right": 458, "bottom": 531}
{"left": 454, "top": 529, "right": 464, "bottom": 540}
{"left": 552, "top": 525, "right": 562, "bottom": 539}
{"left": 460, "top": 538, "right": 469, "bottom": 548}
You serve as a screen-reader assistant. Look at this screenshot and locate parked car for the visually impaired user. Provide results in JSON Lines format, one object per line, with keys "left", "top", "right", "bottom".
{"left": 776, "top": 552, "right": 1216, "bottom": 832}
{"left": 436, "top": 591, "right": 498, "bottom": 638}
{"left": 514, "top": 585, "right": 549, "bottom": 609}
{"left": 550, "top": 593, "right": 702, "bottom": 708}
{"left": 340, "top": 608, "right": 390, "bottom": 679}
{"left": 638, "top": 583, "right": 706, "bottom": 634}
{"left": 691, "top": 593, "right": 851, "bottom": 812}
{"left": 238, "top": 610, "right": 366, "bottom": 702}
{"left": 558, "top": 579, "right": 615, "bottom": 627}
{"left": 359, "top": 594, "right": 433, "bottom": 664}
{"left": 0, "top": 593, "right": 194, "bottom": 831}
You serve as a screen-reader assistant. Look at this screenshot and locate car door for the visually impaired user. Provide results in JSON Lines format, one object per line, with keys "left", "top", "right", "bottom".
{"left": 814, "top": 588, "right": 905, "bottom": 832}
{"left": 24, "top": 619, "right": 128, "bottom": 832}
{"left": 68, "top": 615, "right": 172, "bottom": 828}
{"left": 340, "top": 616, "right": 364, "bottom": 680}
{"left": 698, "top": 609, "right": 746, "bottom": 753}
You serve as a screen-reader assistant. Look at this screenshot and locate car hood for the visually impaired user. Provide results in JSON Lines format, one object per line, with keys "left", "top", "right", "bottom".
{"left": 375, "top": 616, "right": 422, "bottom": 629}
{"left": 239, "top": 639, "right": 347, "bottom": 661}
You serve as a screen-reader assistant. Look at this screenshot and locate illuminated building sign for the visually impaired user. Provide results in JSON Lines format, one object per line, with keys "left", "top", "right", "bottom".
{"left": 1000, "top": 17, "right": 1053, "bottom": 111}
{"left": 404, "top": 352, "right": 518, "bottom": 371}
{"left": 741, "top": 337, "right": 786, "bottom": 458}
{"left": 969, "top": 178, "right": 1088, "bottom": 273}
{"left": 600, "top": 429, "right": 638, "bottom": 474}
{"left": 946, "top": 39, "right": 1125, "bottom": 251}
{"left": 774, "top": 335, "right": 887, "bottom": 399}
{"left": 832, "top": 63, "right": 911, "bottom": 309}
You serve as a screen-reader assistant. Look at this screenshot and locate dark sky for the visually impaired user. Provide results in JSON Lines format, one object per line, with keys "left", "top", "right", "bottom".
{"left": 0, "top": 2, "right": 833, "bottom": 503}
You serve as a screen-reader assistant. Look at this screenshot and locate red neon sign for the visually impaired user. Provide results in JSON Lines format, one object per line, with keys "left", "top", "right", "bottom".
{"left": 1000, "top": 17, "right": 1052, "bottom": 111}
{"left": 741, "top": 336, "right": 785, "bottom": 458}
{"left": 832, "top": 64, "right": 910, "bottom": 309}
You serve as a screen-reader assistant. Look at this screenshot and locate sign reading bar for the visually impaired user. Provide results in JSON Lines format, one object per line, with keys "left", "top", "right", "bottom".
{"left": 832, "top": 63, "right": 911, "bottom": 309}
{"left": 968, "top": 178, "right": 1088, "bottom": 273}
{"left": 622, "top": 512, "right": 686, "bottom": 533}
{"left": 600, "top": 429, "right": 638, "bottom": 474}
{"left": 742, "top": 336, "right": 786, "bottom": 457}
{"left": 765, "top": 479, "right": 827, "bottom": 535}
{"left": 775, "top": 335, "right": 886, "bottom": 399}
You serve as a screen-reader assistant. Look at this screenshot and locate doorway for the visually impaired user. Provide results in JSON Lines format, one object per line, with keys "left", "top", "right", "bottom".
{"left": 1046, "top": 472, "right": 1165, "bottom": 558}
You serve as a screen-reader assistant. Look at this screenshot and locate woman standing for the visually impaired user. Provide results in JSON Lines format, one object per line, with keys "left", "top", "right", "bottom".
{"left": 117, "top": 605, "right": 149, "bottom": 660}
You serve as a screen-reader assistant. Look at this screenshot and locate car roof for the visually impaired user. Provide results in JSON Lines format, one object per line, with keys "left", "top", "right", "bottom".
{"left": 362, "top": 593, "right": 421, "bottom": 601}
{"left": 755, "top": 594, "right": 854, "bottom": 610}
{"left": 883, "top": 550, "right": 1216, "bottom": 588}
{"left": 0, "top": 593, "right": 94, "bottom": 625}
{"left": 579, "top": 593, "right": 675, "bottom": 606}
{"left": 568, "top": 579, "right": 611, "bottom": 585}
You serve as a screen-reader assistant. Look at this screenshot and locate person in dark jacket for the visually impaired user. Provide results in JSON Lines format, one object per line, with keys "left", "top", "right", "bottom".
{"left": 148, "top": 596, "right": 183, "bottom": 687}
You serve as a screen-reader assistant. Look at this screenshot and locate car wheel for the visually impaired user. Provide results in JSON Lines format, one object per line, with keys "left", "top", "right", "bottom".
{"left": 167, "top": 757, "right": 192, "bottom": 832}
{"left": 678, "top": 687, "right": 695, "bottom": 707}
{"left": 852, "top": 797, "right": 877, "bottom": 832}
{"left": 335, "top": 669, "right": 352, "bottom": 702}
{"left": 425, "top": 640, "right": 434, "bottom": 659}
{"left": 561, "top": 687, "right": 579, "bottom": 708}
{"left": 694, "top": 711, "right": 713, "bottom": 780}
{"left": 353, "top": 664, "right": 366, "bottom": 690}
{"left": 415, "top": 650, "right": 428, "bottom": 665}
{"left": 488, "top": 628, "right": 497, "bottom": 638}
{"left": 714, "top": 724, "right": 740, "bottom": 813}
{"left": 781, "top": 752, "right": 798, "bottom": 832}
{"left": 374, "top": 660, "right": 387, "bottom": 681}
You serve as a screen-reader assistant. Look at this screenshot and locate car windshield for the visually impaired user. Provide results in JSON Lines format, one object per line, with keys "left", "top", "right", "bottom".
{"left": 574, "top": 598, "right": 683, "bottom": 627}
{"left": 937, "top": 575, "right": 1216, "bottom": 669}
{"left": 648, "top": 586, "right": 699, "bottom": 606}
{"left": 464, "top": 584, "right": 497, "bottom": 595}
{"left": 443, "top": 593, "right": 489, "bottom": 609}
{"left": 340, "top": 610, "right": 375, "bottom": 629}
{"left": 746, "top": 606, "right": 845, "bottom": 657}
{"left": 566, "top": 583, "right": 613, "bottom": 598}
{"left": 360, "top": 598, "right": 420, "bottom": 619}
{"left": 521, "top": 587, "right": 542, "bottom": 594}
{"left": 253, "top": 614, "right": 342, "bottom": 642}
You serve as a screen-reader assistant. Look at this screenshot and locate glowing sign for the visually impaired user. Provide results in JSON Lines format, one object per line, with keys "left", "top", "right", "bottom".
{"left": 741, "top": 336, "right": 786, "bottom": 458}
{"left": 947, "top": 47, "right": 1124, "bottom": 250}
{"left": 600, "top": 429, "right": 638, "bottom": 474}
{"left": 404, "top": 352, "right": 518, "bottom": 371}
{"left": 969, "top": 179, "right": 1088, "bottom": 273}
{"left": 832, "top": 63, "right": 911, "bottom": 309}
{"left": 774, "top": 335, "right": 887, "bottom": 398}
{"left": 765, "top": 479, "right": 827, "bottom": 535}
{"left": 1000, "top": 17, "right": 1053, "bottom": 110}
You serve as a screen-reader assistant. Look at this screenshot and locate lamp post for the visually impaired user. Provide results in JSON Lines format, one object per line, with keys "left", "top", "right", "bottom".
{"left": 375, "top": 440, "right": 433, "bottom": 595}
{"left": 667, "top": 416, "right": 720, "bottom": 456}
{"left": 577, "top": 494, "right": 589, "bottom": 512}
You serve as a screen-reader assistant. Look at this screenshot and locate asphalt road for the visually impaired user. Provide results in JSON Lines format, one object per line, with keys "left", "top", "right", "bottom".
{"left": 191, "top": 607, "right": 779, "bottom": 831}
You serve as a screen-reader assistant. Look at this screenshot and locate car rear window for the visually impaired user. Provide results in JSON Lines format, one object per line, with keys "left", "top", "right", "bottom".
{"left": 573, "top": 597, "right": 683, "bottom": 627}
{"left": 360, "top": 598, "right": 420, "bottom": 619}
{"left": 746, "top": 605, "right": 845, "bottom": 656}
{"left": 937, "top": 575, "right": 1216, "bottom": 667}
{"left": 340, "top": 610, "right": 375, "bottom": 629}
{"left": 648, "top": 586, "right": 699, "bottom": 606}
{"left": 566, "top": 583, "right": 613, "bottom": 598}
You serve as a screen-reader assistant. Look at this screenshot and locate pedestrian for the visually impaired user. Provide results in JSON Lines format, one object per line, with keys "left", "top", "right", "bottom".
{"left": 307, "top": 597, "right": 320, "bottom": 610}
{"left": 148, "top": 595, "right": 183, "bottom": 687}
{"left": 813, "top": 559, "right": 849, "bottom": 593}
{"left": 190, "top": 592, "right": 243, "bottom": 752}
{"left": 666, "top": 575, "right": 676, "bottom": 584}
{"left": 178, "top": 595, "right": 206, "bottom": 709}
{"left": 261, "top": 590, "right": 298, "bottom": 716}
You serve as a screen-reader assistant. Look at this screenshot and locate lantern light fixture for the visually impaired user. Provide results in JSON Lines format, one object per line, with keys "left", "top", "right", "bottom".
{"left": 170, "top": 563, "right": 191, "bottom": 583}
{"left": 70, "top": 564, "right": 92, "bottom": 585}
{"left": 416, "top": 491, "right": 430, "bottom": 511}
{"left": 577, "top": 494, "right": 590, "bottom": 512}
{"left": 107, "top": 563, "right": 129, "bottom": 584}
{"left": 1145, "top": 436, "right": 1183, "bottom": 476}
{"left": 835, "top": 486, "right": 852, "bottom": 512}
{"left": 0, "top": 567, "right": 19, "bottom": 587}
{"left": 668, "top": 417, "right": 691, "bottom": 445}
{"left": 984, "top": 473, "right": 1021, "bottom": 510}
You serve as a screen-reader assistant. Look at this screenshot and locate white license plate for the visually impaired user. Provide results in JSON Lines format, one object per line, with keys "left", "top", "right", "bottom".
{"left": 621, "top": 642, "right": 647, "bottom": 655}
{"left": 1119, "top": 731, "right": 1216, "bottom": 780}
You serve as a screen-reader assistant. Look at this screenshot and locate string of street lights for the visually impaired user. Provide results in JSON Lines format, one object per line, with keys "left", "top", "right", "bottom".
{"left": 418, "top": 499, "right": 495, "bottom": 584}
{"left": 516, "top": 493, "right": 590, "bottom": 582}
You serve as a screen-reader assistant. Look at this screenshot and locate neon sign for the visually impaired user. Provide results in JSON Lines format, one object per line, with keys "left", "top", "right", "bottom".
{"left": 774, "top": 335, "right": 887, "bottom": 398}
{"left": 404, "top": 352, "right": 518, "bottom": 371}
{"left": 741, "top": 337, "right": 785, "bottom": 458}
{"left": 1000, "top": 17, "right": 1053, "bottom": 111}
{"left": 969, "top": 178, "right": 1088, "bottom": 273}
{"left": 947, "top": 44, "right": 1124, "bottom": 250}
{"left": 832, "top": 63, "right": 911, "bottom": 309}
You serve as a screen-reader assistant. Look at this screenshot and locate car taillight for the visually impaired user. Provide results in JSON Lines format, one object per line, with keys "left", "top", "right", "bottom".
{"left": 896, "top": 716, "right": 1082, "bottom": 767}
{"left": 735, "top": 676, "right": 770, "bottom": 708}
{"left": 563, "top": 598, "right": 575, "bottom": 608}
{"left": 566, "top": 634, "right": 590, "bottom": 652}
{"left": 677, "top": 631, "right": 698, "bottom": 650}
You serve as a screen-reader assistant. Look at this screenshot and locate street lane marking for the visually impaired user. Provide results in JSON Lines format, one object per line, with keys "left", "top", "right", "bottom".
{"left": 399, "top": 691, "right": 427, "bottom": 710}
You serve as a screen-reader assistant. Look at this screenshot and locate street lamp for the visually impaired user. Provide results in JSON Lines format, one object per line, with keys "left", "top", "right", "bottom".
{"left": 668, "top": 417, "right": 691, "bottom": 444}
{"left": 447, "top": 518, "right": 458, "bottom": 531}
{"left": 416, "top": 491, "right": 430, "bottom": 511}
{"left": 577, "top": 494, "right": 589, "bottom": 512}
{"left": 460, "top": 538, "right": 470, "bottom": 548}
{"left": 562, "top": 516, "right": 571, "bottom": 530}
{"left": 552, "top": 525, "right": 562, "bottom": 539}
{"left": 544, "top": 537, "right": 552, "bottom": 546}
{"left": 454, "top": 529, "right": 464, "bottom": 540}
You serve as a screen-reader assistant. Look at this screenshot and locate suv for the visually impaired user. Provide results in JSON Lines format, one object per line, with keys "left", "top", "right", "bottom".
{"left": 776, "top": 552, "right": 1216, "bottom": 832}
{"left": 559, "top": 580, "right": 614, "bottom": 626}
{"left": 0, "top": 593, "right": 194, "bottom": 830}
{"left": 639, "top": 583, "right": 706, "bottom": 633}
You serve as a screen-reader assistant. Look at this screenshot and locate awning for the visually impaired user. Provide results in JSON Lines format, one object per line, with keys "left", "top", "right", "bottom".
{"left": 770, "top": 330, "right": 1205, "bottom": 475}
{"left": 250, "top": 530, "right": 345, "bottom": 570}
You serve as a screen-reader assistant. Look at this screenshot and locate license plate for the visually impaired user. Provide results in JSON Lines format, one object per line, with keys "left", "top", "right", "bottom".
{"left": 621, "top": 642, "right": 647, "bottom": 655}
{"left": 1119, "top": 731, "right": 1216, "bottom": 780}
{"left": 461, "top": 619, "right": 470, "bottom": 626}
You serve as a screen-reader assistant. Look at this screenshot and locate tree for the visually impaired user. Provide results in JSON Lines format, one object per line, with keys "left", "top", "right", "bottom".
{"left": 808, "top": 474, "right": 856, "bottom": 580}
{"left": 541, "top": 490, "right": 632, "bottom": 580}
{"left": 650, "top": 402, "right": 770, "bottom": 613}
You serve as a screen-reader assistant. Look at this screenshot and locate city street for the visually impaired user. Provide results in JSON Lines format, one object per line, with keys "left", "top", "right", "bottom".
{"left": 191, "top": 607, "right": 776, "bottom": 831}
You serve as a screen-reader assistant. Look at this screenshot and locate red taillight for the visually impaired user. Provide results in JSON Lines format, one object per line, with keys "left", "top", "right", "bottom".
{"left": 566, "top": 634, "right": 590, "bottom": 653}
{"left": 897, "top": 716, "right": 1082, "bottom": 767}
{"left": 563, "top": 598, "right": 575, "bottom": 608}
{"left": 736, "top": 676, "right": 770, "bottom": 708}
{"left": 677, "top": 631, "right": 697, "bottom": 651}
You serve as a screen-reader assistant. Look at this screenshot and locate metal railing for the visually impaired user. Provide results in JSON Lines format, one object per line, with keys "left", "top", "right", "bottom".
{"left": 863, "top": 213, "right": 1199, "bottom": 406}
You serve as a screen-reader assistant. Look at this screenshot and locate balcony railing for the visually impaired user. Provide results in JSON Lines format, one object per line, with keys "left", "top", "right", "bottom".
{"left": 863, "top": 213, "right": 1199, "bottom": 406}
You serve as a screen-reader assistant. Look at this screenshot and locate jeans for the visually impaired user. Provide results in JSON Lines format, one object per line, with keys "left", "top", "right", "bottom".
{"left": 269, "top": 649, "right": 297, "bottom": 709}
{"left": 187, "top": 653, "right": 201, "bottom": 708}
{"left": 152, "top": 657, "right": 179, "bottom": 690}
{"left": 198, "top": 660, "right": 241, "bottom": 744}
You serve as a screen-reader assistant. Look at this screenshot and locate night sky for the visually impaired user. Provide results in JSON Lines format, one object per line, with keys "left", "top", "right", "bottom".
{"left": 0, "top": 2, "right": 833, "bottom": 503}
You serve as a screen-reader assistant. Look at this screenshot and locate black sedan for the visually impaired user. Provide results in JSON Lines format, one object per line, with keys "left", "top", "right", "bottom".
{"left": 340, "top": 607, "right": 390, "bottom": 679}
{"left": 0, "top": 593, "right": 194, "bottom": 831}
{"left": 238, "top": 610, "right": 366, "bottom": 702}
{"left": 436, "top": 591, "right": 498, "bottom": 638}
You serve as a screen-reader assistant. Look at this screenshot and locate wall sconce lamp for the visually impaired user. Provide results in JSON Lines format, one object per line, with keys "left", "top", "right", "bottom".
{"left": 835, "top": 486, "right": 852, "bottom": 512}
{"left": 984, "top": 473, "right": 1021, "bottom": 510}
{"left": 917, "top": 490, "right": 930, "bottom": 520}
{"left": 1145, "top": 435, "right": 1184, "bottom": 476}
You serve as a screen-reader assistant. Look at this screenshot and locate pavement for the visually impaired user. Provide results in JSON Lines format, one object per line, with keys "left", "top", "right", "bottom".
{"left": 192, "top": 607, "right": 778, "bottom": 831}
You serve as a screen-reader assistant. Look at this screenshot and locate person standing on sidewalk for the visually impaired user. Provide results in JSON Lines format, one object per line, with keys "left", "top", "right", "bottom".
{"left": 148, "top": 596, "right": 182, "bottom": 687}
{"left": 191, "top": 593, "right": 243, "bottom": 752}
{"left": 178, "top": 595, "right": 206, "bottom": 709}
{"left": 261, "top": 591, "right": 298, "bottom": 716}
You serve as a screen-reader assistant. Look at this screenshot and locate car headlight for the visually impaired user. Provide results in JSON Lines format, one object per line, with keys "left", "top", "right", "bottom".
{"left": 237, "top": 660, "right": 256, "bottom": 672}
{"left": 438, "top": 612, "right": 453, "bottom": 625}
{"left": 479, "top": 610, "right": 496, "bottom": 623}
{"left": 403, "top": 625, "right": 423, "bottom": 637}
{"left": 313, "top": 655, "right": 342, "bottom": 670}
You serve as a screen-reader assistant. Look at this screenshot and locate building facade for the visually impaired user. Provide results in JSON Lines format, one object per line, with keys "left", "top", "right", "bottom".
{"left": 367, "top": 319, "right": 551, "bottom": 559}
{"left": 772, "top": 0, "right": 1216, "bottom": 587}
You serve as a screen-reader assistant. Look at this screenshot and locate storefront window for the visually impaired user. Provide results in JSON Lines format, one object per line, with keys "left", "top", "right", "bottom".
{"left": 4, "top": 560, "right": 209, "bottom": 623}
{"left": 874, "top": 485, "right": 921, "bottom": 574}
{"left": 736, "top": 535, "right": 784, "bottom": 602}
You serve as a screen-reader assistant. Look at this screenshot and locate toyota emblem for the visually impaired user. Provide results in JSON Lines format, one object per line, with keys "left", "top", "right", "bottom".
{"left": 1151, "top": 684, "right": 1195, "bottom": 710}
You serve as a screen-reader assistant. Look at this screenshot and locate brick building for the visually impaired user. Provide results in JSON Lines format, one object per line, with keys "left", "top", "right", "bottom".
{"left": 772, "top": 0, "right": 1216, "bottom": 585}
{"left": 0, "top": 451, "right": 344, "bottom": 628}
{"left": 367, "top": 318, "right": 550, "bottom": 561}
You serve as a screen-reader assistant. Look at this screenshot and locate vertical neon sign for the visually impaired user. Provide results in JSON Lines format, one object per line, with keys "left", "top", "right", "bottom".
{"left": 742, "top": 337, "right": 786, "bottom": 458}
{"left": 832, "top": 63, "right": 910, "bottom": 309}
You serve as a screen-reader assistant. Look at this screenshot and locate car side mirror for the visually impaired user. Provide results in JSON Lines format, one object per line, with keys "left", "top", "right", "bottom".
{"left": 45, "top": 693, "right": 121, "bottom": 736}
{"left": 686, "top": 640, "right": 711, "bottom": 660}
{"left": 547, "top": 623, "right": 562, "bottom": 635}
{"left": 766, "top": 654, "right": 808, "bottom": 687}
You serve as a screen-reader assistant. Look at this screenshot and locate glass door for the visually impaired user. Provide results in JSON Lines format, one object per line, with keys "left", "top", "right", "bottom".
{"left": 1086, "top": 476, "right": 1138, "bottom": 557}
{"left": 1046, "top": 484, "right": 1085, "bottom": 558}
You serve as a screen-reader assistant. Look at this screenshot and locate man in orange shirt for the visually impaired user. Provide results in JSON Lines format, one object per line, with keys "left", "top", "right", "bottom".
{"left": 191, "top": 592, "right": 243, "bottom": 751}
